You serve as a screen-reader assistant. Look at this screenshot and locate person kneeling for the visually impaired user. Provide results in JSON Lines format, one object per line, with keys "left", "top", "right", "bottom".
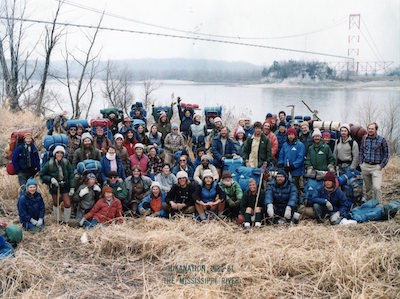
{"left": 309, "top": 172, "right": 349, "bottom": 225}
{"left": 265, "top": 170, "right": 298, "bottom": 224}
{"left": 17, "top": 177, "right": 45, "bottom": 231}
{"left": 195, "top": 170, "right": 226, "bottom": 221}
{"left": 218, "top": 170, "right": 243, "bottom": 223}
{"left": 79, "top": 186, "right": 123, "bottom": 228}
{"left": 241, "top": 179, "right": 265, "bottom": 229}
{"left": 164, "top": 171, "right": 196, "bottom": 217}
{"left": 73, "top": 173, "right": 102, "bottom": 222}
{"left": 138, "top": 182, "right": 167, "bottom": 218}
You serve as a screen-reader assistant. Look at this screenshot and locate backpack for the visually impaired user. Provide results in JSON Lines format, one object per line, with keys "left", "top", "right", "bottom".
{"left": 76, "top": 159, "right": 102, "bottom": 175}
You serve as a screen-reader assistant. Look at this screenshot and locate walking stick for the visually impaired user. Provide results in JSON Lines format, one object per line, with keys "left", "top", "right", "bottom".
{"left": 287, "top": 159, "right": 292, "bottom": 180}
{"left": 57, "top": 184, "right": 60, "bottom": 226}
{"left": 252, "top": 164, "right": 266, "bottom": 222}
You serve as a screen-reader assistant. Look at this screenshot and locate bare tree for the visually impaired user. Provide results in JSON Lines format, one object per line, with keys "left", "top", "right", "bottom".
{"left": 143, "top": 79, "right": 161, "bottom": 110}
{"left": 381, "top": 101, "right": 400, "bottom": 155}
{"left": 35, "top": 0, "right": 64, "bottom": 116}
{"left": 0, "top": 0, "right": 37, "bottom": 111}
{"left": 357, "top": 98, "right": 380, "bottom": 128}
{"left": 102, "top": 60, "right": 134, "bottom": 115}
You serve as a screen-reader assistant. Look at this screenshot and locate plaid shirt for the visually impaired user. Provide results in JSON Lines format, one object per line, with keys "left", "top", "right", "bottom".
{"left": 359, "top": 135, "right": 390, "bottom": 168}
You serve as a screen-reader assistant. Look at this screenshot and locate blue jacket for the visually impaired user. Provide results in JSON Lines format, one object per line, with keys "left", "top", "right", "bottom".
{"left": 178, "top": 104, "right": 194, "bottom": 135}
{"left": 264, "top": 178, "right": 298, "bottom": 212}
{"left": 275, "top": 131, "right": 286, "bottom": 159}
{"left": 17, "top": 191, "right": 45, "bottom": 224}
{"left": 309, "top": 183, "right": 349, "bottom": 215}
{"left": 12, "top": 142, "right": 40, "bottom": 173}
{"left": 278, "top": 139, "right": 306, "bottom": 177}
{"left": 100, "top": 155, "right": 126, "bottom": 183}
{"left": 172, "top": 164, "right": 195, "bottom": 181}
{"left": 195, "top": 182, "right": 226, "bottom": 203}
{"left": 243, "top": 126, "right": 254, "bottom": 138}
{"left": 212, "top": 136, "right": 237, "bottom": 168}
{"left": 0, "top": 235, "right": 14, "bottom": 260}
{"left": 138, "top": 191, "right": 167, "bottom": 218}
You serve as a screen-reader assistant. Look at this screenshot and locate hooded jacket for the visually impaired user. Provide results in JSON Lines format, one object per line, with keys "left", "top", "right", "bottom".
{"left": 17, "top": 191, "right": 45, "bottom": 225}
{"left": 309, "top": 179, "right": 349, "bottom": 215}
{"left": 12, "top": 141, "right": 40, "bottom": 173}
{"left": 264, "top": 175, "right": 298, "bottom": 213}
{"left": 305, "top": 142, "right": 336, "bottom": 171}
{"left": 278, "top": 139, "right": 306, "bottom": 177}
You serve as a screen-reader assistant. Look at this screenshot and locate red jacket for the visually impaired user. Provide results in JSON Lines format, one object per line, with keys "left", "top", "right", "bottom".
{"left": 84, "top": 197, "right": 123, "bottom": 224}
{"left": 123, "top": 140, "right": 137, "bottom": 157}
{"left": 130, "top": 153, "right": 149, "bottom": 175}
{"left": 266, "top": 132, "right": 278, "bottom": 158}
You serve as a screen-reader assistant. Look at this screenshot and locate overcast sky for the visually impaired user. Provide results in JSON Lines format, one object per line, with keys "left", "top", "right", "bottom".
{"left": 21, "top": 0, "right": 400, "bottom": 66}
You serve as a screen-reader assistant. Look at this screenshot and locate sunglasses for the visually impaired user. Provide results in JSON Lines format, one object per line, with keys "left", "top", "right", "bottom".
{"left": 179, "top": 159, "right": 186, "bottom": 162}
{"left": 110, "top": 176, "right": 118, "bottom": 179}
{"left": 70, "top": 128, "right": 76, "bottom": 131}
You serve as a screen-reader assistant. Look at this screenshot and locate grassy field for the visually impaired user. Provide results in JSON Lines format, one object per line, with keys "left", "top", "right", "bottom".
{"left": 1, "top": 109, "right": 399, "bottom": 298}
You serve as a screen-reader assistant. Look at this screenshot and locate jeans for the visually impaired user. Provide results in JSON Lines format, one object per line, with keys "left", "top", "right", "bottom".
{"left": 83, "top": 218, "right": 98, "bottom": 229}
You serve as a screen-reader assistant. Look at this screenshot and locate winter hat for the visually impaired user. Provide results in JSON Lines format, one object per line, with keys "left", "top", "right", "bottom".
{"left": 124, "top": 116, "right": 132, "bottom": 122}
{"left": 69, "top": 123, "right": 78, "bottom": 129}
{"left": 201, "top": 154, "right": 210, "bottom": 162}
{"left": 221, "top": 170, "right": 232, "bottom": 180}
{"left": 265, "top": 113, "right": 272, "bottom": 119}
{"left": 82, "top": 132, "right": 93, "bottom": 141}
{"left": 279, "top": 121, "right": 286, "bottom": 128}
{"left": 286, "top": 127, "right": 297, "bottom": 136}
{"left": 322, "top": 131, "right": 331, "bottom": 139}
{"left": 171, "top": 124, "right": 179, "bottom": 130}
{"left": 214, "top": 117, "right": 222, "bottom": 124}
{"left": 340, "top": 123, "right": 350, "bottom": 133}
{"left": 114, "top": 133, "right": 124, "bottom": 140}
{"left": 26, "top": 177, "right": 37, "bottom": 188}
{"left": 23, "top": 132, "right": 32, "bottom": 139}
{"left": 53, "top": 145, "right": 66, "bottom": 156}
{"left": 159, "top": 111, "right": 167, "bottom": 120}
{"left": 202, "top": 169, "right": 214, "bottom": 180}
{"left": 107, "top": 171, "right": 119, "bottom": 178}
{"left": 176, "top": 171, "right": 188, "bottom": 180}
{"left": 312, "top": 128, "right": 322, "bottom": 138}
{"left": 301, "top": 121, "right": 309, "bottom": 128}
{"left": 324, "top": 171, "right": 336, "bottom": 184}
{"left": 236, "top": 126, "right": 245, "bottom": 135}
{"left": 102, "top": 185, "right": 113, "bottom": 195}
{"left": 87, "top": 173, "right": 96, "bottom": 179}
{"left": 276, "top": 169, "right": 287, "bottom": 178}
{"left": 150, "top": 181, "right": 161, "bottom": 191}
{"left": 134, "top": 143, "right": 144, "bottom": 149}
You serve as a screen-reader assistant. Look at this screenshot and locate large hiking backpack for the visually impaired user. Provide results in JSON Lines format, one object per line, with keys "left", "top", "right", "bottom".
{"left": 90, "top": 118, "right": 113, "bottom": 141}
{"left": 41, "top": 134, "right": 68, "bottom": 166}
{"left": 204, "top": 106, "right": 222, "bottom": 131}
{"left": 75, "top": 159, "right": 102, "bottom": 175}
{"left": 133, "top": 119, "right": 146, "bottom": 130}
{"left": 223, "top": 158, "right": 244, "bottom": 178}
{"left": 46, "top": 115, "right": 68, "bottom": 135}
{"left": 338, "top": 170, "right": 363, "bottom": 201}
{"left": 66, "top": 119, "right": 89, "bottom": 130}
{"left": 234, "top": 166, "right": 261, "bottom": 191}
{"left": 5, "top": 129, "right": 33, "bottom": 160}
{"left": 300, "top": 178, "right": 323, "bottom": 205}
{"left": 100, "top": 108, "right": 123, "bottom": 121}
{"left": 130, "top": 102, "right": 147, "bottom": 119}
{"left": 153, "top": 105, "right": 172, "bottom": 121}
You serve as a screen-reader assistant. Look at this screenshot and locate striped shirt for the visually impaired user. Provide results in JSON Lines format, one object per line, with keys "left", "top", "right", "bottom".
{"left": 359, "top": 135, "right": 390, "bottom": 168}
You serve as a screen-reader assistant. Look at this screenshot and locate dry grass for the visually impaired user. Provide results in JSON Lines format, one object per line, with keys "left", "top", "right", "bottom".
{"left": 1, "top": 109, "right": 400, "bottom": 298}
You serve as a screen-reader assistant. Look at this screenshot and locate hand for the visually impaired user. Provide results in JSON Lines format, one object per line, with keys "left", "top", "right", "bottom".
{"left": 79, "top": 187, "right": 89, "bottom": 197}
{"left": 328, "top": 164, "right": 335, "bottom": 172}
{"left": 37, "top": 218, "right": 43, "bottom": 227}
{"left": 69, "top": 188, "right": 75, "bottom": 196}
{"left": 330, "top": 211, "right": 340, "bottom": 223}
{"left": 177, "top": 97, "right": 181, "bottom": 103}
{"left": 51, "top": 178, "right": 59, "bottom": 187}
{"left": 150, "top": 211, "right": 160, "bottom": 217}
{"left": 93, "top": 184, "right": 101, "bottom": 192}
{"left": 140, "top": 208, "right": 151, "bottom": 216}
{"left": 245, "top": 161, "right": 250, "bottom": 167}
{"left": 267, "top": 204, "right": 274, "bottom": 218}
{"left": 326, "top": 200, "right": 333, "bottom": 212}
{"left": 284, "top": 206, "right": 292, "bottom": 220}
{"left": 118, "top": 178, "right": 123, "bottom": 183}
{"left": 306, "top": 167, "right": 313, "bottom": 175}
{"left": 79, "top": 218, "right": 85, "bottom": 227}
{"left": 30, "top": 218, "right": 38, "bottom": 226}
{"left": 233, "top": 154, "right": 239, "bottom": 159}
{"left": 170, "top": 202, "right": 177, "bottom": 210}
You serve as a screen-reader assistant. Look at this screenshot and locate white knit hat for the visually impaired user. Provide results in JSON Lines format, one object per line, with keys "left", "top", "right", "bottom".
{"left": 114, "top": 133, "right": 124, "bottom": 140}
{"left": 150, "top": 181, "right": 161, "bottom": 191}
{"left": 81, "top": 132, "right": 93, "bottom": 141}
{"left": 214, "top": 117, "right": 222, "bottom": 124}
{"left": 312, "top": 128, "right": 322, "bottom": 138}
{"left": 340, "top": 123, "right": 350, "bottom": 133}
{"left": 202, "top": 169, "right": 214, "bottom": 180}
{"left": 53, "top": 145, "right": 66, "bottom": 156}
{"left": 134, "top": 143, "right": 144, "bottom": 149}
{"left": 176, "top": 171, "right": 188, "bottom": 179}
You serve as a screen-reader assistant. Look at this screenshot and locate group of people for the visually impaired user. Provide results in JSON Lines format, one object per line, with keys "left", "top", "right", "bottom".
{"left": 11, "top": 98, "right": 390, "bottom": 231}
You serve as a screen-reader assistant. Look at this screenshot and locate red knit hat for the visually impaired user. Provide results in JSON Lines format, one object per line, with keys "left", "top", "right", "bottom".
{"left": 322, "top": 131, "right": 331, "bottom": 139}
{"left": 323, "top": 171, "right": 336, "bottom": 183}
{"left": 286, "top": 127, "right": 297, "bottom": 136}
{"left": 102, "top": 185, "right": 113, "bottom": 195}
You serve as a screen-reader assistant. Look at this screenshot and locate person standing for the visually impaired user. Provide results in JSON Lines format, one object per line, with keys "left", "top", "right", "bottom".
{"left": 359, "top": 122, "right": 390, "bottom": 201}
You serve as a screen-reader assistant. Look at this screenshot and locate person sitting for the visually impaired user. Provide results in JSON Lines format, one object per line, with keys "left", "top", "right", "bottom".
{"left": 17, "top": 177, "right": 45, "bottom": 231}
{"left": 194, "top": 170, "right": 226, "bottom": 221}
{"left": 114, "top": 133, "right": 131, "bottom": 177}
{"left": 189, "top": 113, "right": 207, "bottom": 151}
{"left": 212, "top": 126, "right": 239, "bottom": 176}
{"left": 100, "top": 146, "right": 126, "bottom": 183}
{"left": 79, "top": 186, "right": 123, "bottom": 228}
{"left": 40, "top": 146, "right": 75, "bottom": 224}
{"left": 305, "top": 128, "right": 336, "bottom": 174}
{"left": 156, "top": 163, "right": 177, "bottom": 193}
{"left": 104, "top": 171, "right": 128, "bottom": 203}
{"left": 309, "top": 172, "right": 349, "bottom": 225}
{"left": 147, "top": 125, "right": 163, "bottom": 154}
{"left": 265, "top": 170, "right": 298, "bottom": 224}
{"left": 333, "top": 123, "right": 359, "bottom": 174}
{"left": 73, "top": 173, "right": 102, "bottom": 222}
{"left": 177, "top": 97, "right": 194, "bottom": 139}
{"left": 172, "top": 154, "right": 194, "bottom": 181}
{"left": 66, "top": 124, "right": 81, "bottom": 163}
{"left": 164, "top": 124, "right": 185, "bottom": 165}
{"left": 124, "top": 166, "right": 152, "bottom": 215}
{"left": 93, "top": 126, "right": 112, "bottom": 156}
{"left": 218, "top": 170, "right": 243, "bottom": 221}
{"left": 241, "top": 179, "right": 265, "bottom": 229}
{"left": 138, "top": 182, "right": 167, "bottom": 218}
{"left": 147, "top": 146, "right": 164, "bottom": 180}
{"left": 193, "top": 154, "right": 219, "bottom": 185}
{"left": 72, "top": 132, "right": 101, "bottom": 169}
{"left": 242, "top": 121, "right": 272, "bottom": 168}
{"left": 12, "top": 132, "right": 40, "bottom": 189}
{"left": 164, "top": 171, "right": 196, "bottom": 217}
{"left": 123, "top": 128, "right": 140, "bottom": 157}
{"left": 129, "top": 143, "right": 149, "bottom": 175}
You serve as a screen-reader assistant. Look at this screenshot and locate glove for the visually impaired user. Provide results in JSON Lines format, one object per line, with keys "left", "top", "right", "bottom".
{"left": 79, "top": 187, "right": 89, "bottom": 197}
{"left": 177, "top": 97, "right": 181, "bottom": 103}
{"left": 326, "top": 200, "right": 333, "bottom": 212}
{"left": 140, "top": 208, "right": 151, "bottom": 216}
{"left": 330, "top": 211, "right": 340, "bottom": 223}
{"left": 267, "top": 204, "right": 274, "bottom": 218}
{"left": 306, "top": 167, "right": 313, "bottom": 175}
{"left": 93, "top": 184, "right": 101, "bottom": 192}
{"left": 328, "top": 164, "right": 335, "bottom": 172}
{"left": 79, "top": 218, "right": 85, "bottom": 227}
{"left": 37, "top": 218, "right": 43, "bottom": 227}
{"left": 69, "top": 188, "right": 75, "bottom": 196}
{"left": 284, "top": 206, "right": 292, "bottom": 220}
{"left": 30, "top": 218, "right": 38, "bottom": 226}
{"left": 51, "top": 178, "right": 59, "bottom": 187}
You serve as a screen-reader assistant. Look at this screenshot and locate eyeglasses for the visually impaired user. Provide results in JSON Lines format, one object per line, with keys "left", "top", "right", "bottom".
{"left": 110, "top": 176, "right": 118, "bottom": 179}
{"left": 70, "top": 128, "right": 76, "bottom": 131}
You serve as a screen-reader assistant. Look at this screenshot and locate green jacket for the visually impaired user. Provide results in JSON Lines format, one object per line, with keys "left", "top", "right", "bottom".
{"left": 218, "top": 181, "right": 243, "bottom": 209}
{"left": 40, "top": 157, "right": 75, "bottom": 188}
{"left": 241, "top": 134, "right": 272, "bottom": 167}
{"left": 105, "top": 180, "right": 128, "bottom": 203}
{"left": 304, "top": 142, "right": 336, "bottom": 171}
{"left": 72, "top": 146, "right": 102, "bottom": 169}
{"left": 152, "top": 104, "right": 173, "bottom": 122}
{"left": 240, "top": 189, "right": 265, "bottom": 215}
